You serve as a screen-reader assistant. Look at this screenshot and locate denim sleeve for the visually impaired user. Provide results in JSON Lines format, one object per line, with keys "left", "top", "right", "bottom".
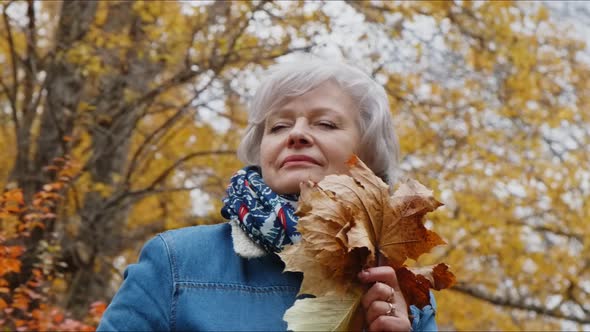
{"left": 97, "top": 235, "right": 173, "bottom": 331}
{"left": 409, "top": 293, "right": 438, "bottom": 332}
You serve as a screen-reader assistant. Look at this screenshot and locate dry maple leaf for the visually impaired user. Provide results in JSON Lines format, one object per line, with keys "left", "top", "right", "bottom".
{"left": 278, "top": 156, "right": 456, "bottom": 331}
{"left": 396, "top": 263, "right": 456, "bottom": 308}
{"left": 283, "top": 287, "right": 364, "bottom": 332}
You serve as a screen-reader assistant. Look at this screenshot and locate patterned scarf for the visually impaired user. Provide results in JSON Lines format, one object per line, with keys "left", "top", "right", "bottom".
{"left": 221, "top": 166, "right": 301, "bottom": 253}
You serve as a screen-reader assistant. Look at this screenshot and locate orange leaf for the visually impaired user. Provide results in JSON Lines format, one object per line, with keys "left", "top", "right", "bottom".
{"left": 90, "top": 301, "right": 107, "bottom": 316}
{"left": 43, "top": 165, "right": 60, "bottom": 172}
{"left": 13, "top": 293, "right": 29, "bottom": 311}
{"left": 53, "top": 312, "right": 65, "bottom": 324}
{"left": 431, "top": 263, "right": 456, "bottom": 290}
{"left": 278, "top": 155, "right": 455, "bottom": 310}
{"left": 396, "top": 267, "right": 432, "bottom": 308}
{"left": 5, "top": 246, "right": 25, "bottom": 258}
{"left": 5, "top": 206, "right": 22, "bottom": 214}
{"left": 396, "top": 264, "right": 456, "bottom": 308}
{"left": 0, "top": 258, "right": 22, "bottom": 274}
{"left": 4, "top": 190, "right": 24, "bottom": 205}
{"left": 381, "top": 179, "right": 446, "bottom": 266}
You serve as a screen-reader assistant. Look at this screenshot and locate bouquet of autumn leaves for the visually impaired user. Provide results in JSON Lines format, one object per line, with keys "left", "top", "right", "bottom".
{"left": 278, "top": 156, "right": 456, "bottom": 331}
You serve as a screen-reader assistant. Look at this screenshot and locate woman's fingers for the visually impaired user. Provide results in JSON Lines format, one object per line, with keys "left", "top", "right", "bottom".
{"left": 358, "top": 267, "right": 407, "bottom": 310}
{"left": 358, "top": 266, "right": 402, "bottom": 292}
{"left": 360, "top": 281, "right": 394, "bottom": 310}
{"left": 365, "top": 299, "right": 395, "bottom": 323}
{"left": 369, "top": 315, "right": 412, "bottom": 332}
{"left": 358, "top": 266, "right": 412, "bottom": 331}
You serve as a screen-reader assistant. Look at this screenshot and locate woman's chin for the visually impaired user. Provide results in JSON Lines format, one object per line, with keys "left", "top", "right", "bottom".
{"left": 270, "top": 181, "right": 304, "bottom": 195}
{"left": 270, "top": 174, "right": 325, "bottom": 195}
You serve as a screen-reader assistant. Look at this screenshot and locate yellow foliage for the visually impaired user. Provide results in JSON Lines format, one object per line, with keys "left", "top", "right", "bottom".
{"left": 1, "top": 0, "right": 588, "bottom": 329}
{"left": 93, "top": 183, "right": 113, "bottom": 198}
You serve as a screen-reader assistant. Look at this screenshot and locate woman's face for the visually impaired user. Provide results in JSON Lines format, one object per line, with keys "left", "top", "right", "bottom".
{"left": 260, "top": 81, "right": 361, "bottom": 194}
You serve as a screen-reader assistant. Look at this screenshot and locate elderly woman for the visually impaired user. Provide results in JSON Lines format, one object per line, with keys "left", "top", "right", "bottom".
{"left": 97, "top": 59, "right": 437, "bottom": 331}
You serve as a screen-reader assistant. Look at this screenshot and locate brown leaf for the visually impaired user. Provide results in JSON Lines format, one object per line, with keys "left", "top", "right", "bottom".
{"left": 380, "top": 179, "right": 446, "bottom": 267}
{"left": 279, "top": 155, "right": 455, "bottom": 320}
{"left": 396, "top": 264, "right": 456, "bottom": 308}
{"left": 395, "top": 267, "right": 431, "bottom": 308}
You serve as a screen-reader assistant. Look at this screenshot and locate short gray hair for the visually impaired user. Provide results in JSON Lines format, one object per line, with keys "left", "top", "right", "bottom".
{"left": 238, "top": 57, "right": 400, "bottom": 185}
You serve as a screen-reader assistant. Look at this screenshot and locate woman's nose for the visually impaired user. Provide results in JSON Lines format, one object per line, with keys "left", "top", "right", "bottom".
{"left": 287, "top": 121, "right": 313, "bottom": 148}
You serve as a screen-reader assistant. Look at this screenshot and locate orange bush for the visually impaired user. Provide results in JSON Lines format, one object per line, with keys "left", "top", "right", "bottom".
{"left": 0, "top": 157, "right": 105, "bottom": 330}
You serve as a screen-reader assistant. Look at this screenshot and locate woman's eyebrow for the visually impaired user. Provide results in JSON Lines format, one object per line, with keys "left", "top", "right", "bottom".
{"left": 265, "top": 107, "right": 345, "bottom": 125}
{"left": 308, "top": 108, "right": 347, "bottom": 121}
{"left": 265, "top": 110, "right": 292, "bottom": 124}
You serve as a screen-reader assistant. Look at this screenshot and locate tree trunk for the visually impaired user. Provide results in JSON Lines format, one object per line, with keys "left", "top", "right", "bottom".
{"left": 32, "top": 1, "right": 98, "bottom": 195}
{"left": 61, "top": 1, "right": 166, "bottom": 316}
{"left": 5, "top": 0, "right": 98, "bottom": 315}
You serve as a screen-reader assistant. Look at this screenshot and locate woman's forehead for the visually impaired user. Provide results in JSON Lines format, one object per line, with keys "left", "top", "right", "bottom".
{"left": 265, "top": 83, "right": 355, "bottom": 117}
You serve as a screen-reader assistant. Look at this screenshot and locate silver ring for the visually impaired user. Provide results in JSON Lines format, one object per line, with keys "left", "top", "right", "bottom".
{"left": 386, "top": 287, "right": 395, "bottom": 303}
{"left": 385, "top": 302, "right": 396, "bottom": 316}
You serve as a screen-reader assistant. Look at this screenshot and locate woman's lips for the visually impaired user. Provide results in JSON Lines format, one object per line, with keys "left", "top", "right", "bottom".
{"left": 281, "top": 155, "right": 320, "bottom": 168}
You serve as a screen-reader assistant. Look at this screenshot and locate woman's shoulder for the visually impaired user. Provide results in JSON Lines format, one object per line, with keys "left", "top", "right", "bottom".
{"left": 143, "top": 223, "right": 239, "bottom": 280}
{"left": 155, "top": 223, "right": 234, "bottom": 257}
{"left": 159, "top": 222, "right": 231, "bottom": 242}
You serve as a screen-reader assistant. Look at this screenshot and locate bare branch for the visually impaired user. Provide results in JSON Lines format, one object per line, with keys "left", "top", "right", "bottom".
{"left": 452, "top": 283, "right": 590, "bottom": 324}
{"left": 90, "top": 150, "right": 235, "bottom": 216}
{"left": 0, "top": 77, "right": 17, "bottom": 117}
{"left": 144, "top": 149, "right": 236, "bottom": 193}
{"left": 123, "top": 76, "right": 217, "bottom": 184}
{"left": 506, "top": 219, "right": 583, "bottom": 242}
{"left": 111, "top": 67, "right": 206, "bottom": 122}
{"left": 23, "top": 0, "right": 39, "bottom": 115}
{"left": 2, "top": 2, "right": 20, "bottom": 130}
{"left": 111, "top": 0, "right": 262, "bottom": 120}
{"left": 200, "top": 103, "right": 248, "bottom": 127}
{"left": 128, "top": 184, "right": 213, "bottom": 197}
{"left": 123, "top": 99, "right": 195, "bottom": 184}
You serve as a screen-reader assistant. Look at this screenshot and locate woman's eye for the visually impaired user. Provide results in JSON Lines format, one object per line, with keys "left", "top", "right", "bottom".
{"left": 269, "top": 123, "right": 289, "bottom": 133}
{"left": 317, "top": 121, "right": 337, "bottom": 129}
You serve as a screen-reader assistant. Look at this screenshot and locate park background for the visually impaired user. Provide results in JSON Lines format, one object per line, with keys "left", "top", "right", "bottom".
{"left": 0, "top": 0, "right": 588, "bottom": 330}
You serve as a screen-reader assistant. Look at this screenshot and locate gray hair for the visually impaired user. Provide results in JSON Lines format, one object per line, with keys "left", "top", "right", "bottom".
{"left": 238, "top": 57, "right": 400, "bottom": 185}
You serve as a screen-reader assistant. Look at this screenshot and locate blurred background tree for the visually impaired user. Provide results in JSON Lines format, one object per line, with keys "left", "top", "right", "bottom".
{"left": 0, "top": 0, "right": 588, "bottom": 330}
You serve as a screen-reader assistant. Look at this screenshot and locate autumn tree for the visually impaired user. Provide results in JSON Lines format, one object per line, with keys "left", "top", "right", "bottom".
{"left": 0, "top": 0, "right": 589, "bottom": 330}
{"left": 345, "top": 1, "right": 590, "bottom": 329}
{"left": 0, "top": 0, "right": 326, "bottom": 320}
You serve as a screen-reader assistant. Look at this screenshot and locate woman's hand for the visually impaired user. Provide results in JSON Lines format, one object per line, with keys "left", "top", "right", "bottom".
{"left": 358, "top": 266, "right": 412, "bottom": 332}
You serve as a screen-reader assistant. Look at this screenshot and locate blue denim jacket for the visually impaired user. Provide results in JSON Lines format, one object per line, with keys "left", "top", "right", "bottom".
{"left": 97, "top": 223, "right": 437, "bottom": 331}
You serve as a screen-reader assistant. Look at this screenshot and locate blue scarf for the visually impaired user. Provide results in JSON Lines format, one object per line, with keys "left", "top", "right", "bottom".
{"left": 221, "top": 166, "right": 301, "bottom": 253}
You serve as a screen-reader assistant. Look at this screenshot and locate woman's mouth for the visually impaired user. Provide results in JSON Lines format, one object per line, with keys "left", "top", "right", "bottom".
{"left": 281, "top": 155, "right": 320, "bottom": 168}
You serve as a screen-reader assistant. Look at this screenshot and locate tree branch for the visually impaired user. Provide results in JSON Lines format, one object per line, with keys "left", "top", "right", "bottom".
{"left": 98, "top": 150, "right": 236, "bottom": 214}
{"left": 128, "top": 183, "right": 215, "bottom": 197}
{"left": 2, "top": 2, "right": 20, "bottom": 130}
{"left": 23, "top": 0, "right": 39, "bottom": 116}
{"left": 143, "top": 149, "right": 236, "bottom": 193}
{"left": 123, "top": 78, "right": 217, "bottom": 185}
{"left": 111, "top": 67, "right": 206, "bottom": 122}
{"left": 506, "top": 219, "right": 583, "bottom": 242}
{"left": 452, "top": 283, "right": 590, "bottom": 324}
{"left": 0, "top": 78, "right": 17, "bottom": 120}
